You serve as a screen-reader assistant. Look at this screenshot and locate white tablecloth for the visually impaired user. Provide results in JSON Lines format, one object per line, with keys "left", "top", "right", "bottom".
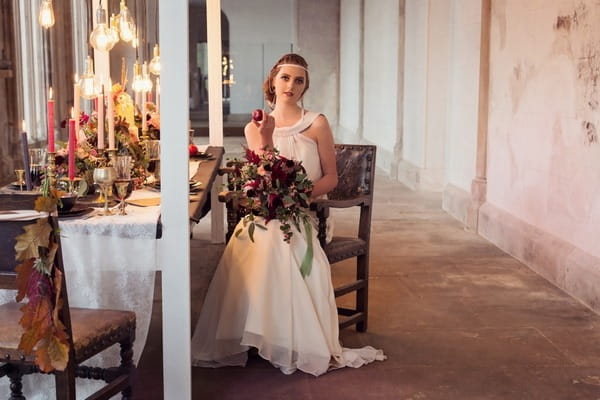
{"left": 1, "top": 189, "right": 162, "bottom": 399}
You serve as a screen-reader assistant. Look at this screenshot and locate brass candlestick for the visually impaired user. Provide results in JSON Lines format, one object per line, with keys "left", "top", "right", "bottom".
{"left": 47, "top": 151, "right": 57, "bottom": 188}
{"left": 14, "top": 169, "right": 25, "bottom": 191}
{"left": 107, "top": 148, "right": 117, "bottom": 166}
{"left": 58, "top": 176, "right": 82, "bottom": 195}
{"left": 141, "top": 127, "right": 150, "bottom": 142}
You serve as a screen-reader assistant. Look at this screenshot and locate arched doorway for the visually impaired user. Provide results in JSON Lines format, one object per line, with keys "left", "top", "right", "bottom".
{"left": 189, "top": 2, "right": 229, "bottom": 136}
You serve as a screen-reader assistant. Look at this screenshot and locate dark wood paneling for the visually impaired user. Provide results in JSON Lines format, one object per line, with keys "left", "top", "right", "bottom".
{"left": 0, "top": 0, "right": 20, "bottom": 186}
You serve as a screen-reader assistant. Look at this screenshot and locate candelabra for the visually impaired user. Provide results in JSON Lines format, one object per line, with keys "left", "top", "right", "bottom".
{"left": 47, "top": 151, "right": 57, "bottom": 187}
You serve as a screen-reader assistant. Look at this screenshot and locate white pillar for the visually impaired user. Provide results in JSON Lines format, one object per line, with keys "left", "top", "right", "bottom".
{"left": 159, "top": 0, "right": 191, "bottom": 398}
{"left": 207, "top": 0, "right": 225, "bottom": 243}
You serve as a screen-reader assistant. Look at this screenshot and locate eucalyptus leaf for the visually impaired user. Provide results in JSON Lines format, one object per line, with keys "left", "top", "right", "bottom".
{"left": 248, "top": 223, "right": 255, "bottom": 242}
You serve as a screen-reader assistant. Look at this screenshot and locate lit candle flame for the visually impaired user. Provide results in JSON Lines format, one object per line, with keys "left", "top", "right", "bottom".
{"left": 70, "top": 107, "right": 74, "bottom": 119}
{"left": 22, "top": 120, "right": 26, "bottom": 132}
{"left": 74, "top": 73, "right": 79, "bottom": 85}
{"left": 49, "top": 87, "right": 53, "bottom": 100}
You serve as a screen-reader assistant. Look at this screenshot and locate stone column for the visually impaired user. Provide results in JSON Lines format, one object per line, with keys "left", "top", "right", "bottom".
{"left": 466, "top": 0, "right": 491, "bottom": 232}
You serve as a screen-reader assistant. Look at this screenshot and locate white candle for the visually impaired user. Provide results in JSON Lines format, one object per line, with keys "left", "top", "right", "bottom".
{"left": 97, "top": 89, "right": 105, "bottom": 149}
{"left": 73, "top": 74, "right": 80, "bottom": 135}
{"left": 156, "top": 77, "right": 160, "bottom": 113}
{"left": 142, "top": 90, "right": 148, "bottom": 132}
{"left": 107, "top": 80, "right": 115, "bottom": 149}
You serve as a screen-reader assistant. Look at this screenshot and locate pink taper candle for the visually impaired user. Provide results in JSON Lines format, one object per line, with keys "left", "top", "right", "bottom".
{"left": 97, "top": 88, "right": 105, "bottom": 149}
{"left": 47, "top": 87, "right": 55, "bottom": 153}
{"left": 68, "top": 109, "right": 76, "bottom": 180}
{"left": 73, "top": 74, "right": 80, "bottom": 137}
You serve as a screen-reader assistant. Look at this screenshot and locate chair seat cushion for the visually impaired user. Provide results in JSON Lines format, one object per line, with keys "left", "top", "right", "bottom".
{"left": 325, "top": 236, "right": 367, "bottom": 264}
{"left": 0, "top": 302, "right": 135, "bottom": 363}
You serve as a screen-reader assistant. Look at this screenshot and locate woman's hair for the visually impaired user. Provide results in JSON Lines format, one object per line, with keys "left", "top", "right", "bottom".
{"left": 263, "top": 53, "right": 310, "bottom": 106}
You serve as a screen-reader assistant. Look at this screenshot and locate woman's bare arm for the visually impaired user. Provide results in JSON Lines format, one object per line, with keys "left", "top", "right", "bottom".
{"left": 306, "top": 115, "right": 338, "bottom": 198}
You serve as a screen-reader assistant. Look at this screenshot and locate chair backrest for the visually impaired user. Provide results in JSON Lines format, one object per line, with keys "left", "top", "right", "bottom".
{"left": 329, "top": 144, "right": 377, "bottom": 201}
{"left": 0, "top": 193, "right": 75, "bottom": 370}
{"left": 0, "top": 193, "right": 39, "bottom": 289}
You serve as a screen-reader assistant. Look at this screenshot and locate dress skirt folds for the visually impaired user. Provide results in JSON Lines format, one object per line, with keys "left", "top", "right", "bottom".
{"left": 191, "top": 111, "right": 385, "bottom": 376}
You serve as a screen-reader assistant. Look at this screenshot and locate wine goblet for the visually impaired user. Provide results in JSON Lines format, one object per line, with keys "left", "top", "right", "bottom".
{"left": 93, "top": 167, "right": 116, "bottom": 216}
{"left": 28, "top": 148, "right": 47, "bottom": 188}
{"left": 113, "top": 156, "right": 133, "bottom": 215}
{"left": 145, "top": 140, "right": 161, "bottom": 184}
{"left": 113, "top": 179, "right": 133, "bottom": 215}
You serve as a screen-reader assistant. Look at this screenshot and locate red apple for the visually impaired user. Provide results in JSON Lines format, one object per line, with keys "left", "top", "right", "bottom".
{"left": 252, "top": 109, "right": 263, "bottom": 122}
{"left": 188, "top": 144, "right": 198, "bottom": 156}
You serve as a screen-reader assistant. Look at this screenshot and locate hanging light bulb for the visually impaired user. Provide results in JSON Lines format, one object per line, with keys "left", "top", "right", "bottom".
{"left": 132, "top": 34, "right": 138, "bottom": 51}
{"left": 141, "top": 62, "right": 153, "bottom": 92}
{"left": 90, "top": 8, "right": 115, "bottom": 51}
{"left": 117, "top": 0, "right": 136, "bottom": 42}
{"left": 131, "top": 61, "right": 144, "bottom": 93}
{"left": 109, "top": 14, "right": 120, "bottom": 45}
{"left": 78, "top": 56, "right": 102, "bottom": 99}
{"left": 38, "top": 0, "right": 55, "bottom": 28}
{"left": 149, "top": 44, "right": 161, "bottom": 76}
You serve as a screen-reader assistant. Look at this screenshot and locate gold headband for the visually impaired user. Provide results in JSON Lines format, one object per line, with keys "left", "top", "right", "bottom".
{"left": 276, "top": 63, "right": 308, "bottom": 72}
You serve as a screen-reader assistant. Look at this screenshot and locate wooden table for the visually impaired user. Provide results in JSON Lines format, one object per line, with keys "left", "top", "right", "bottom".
{"left": 188, "top": 146, "right": 224, "bottom": 223}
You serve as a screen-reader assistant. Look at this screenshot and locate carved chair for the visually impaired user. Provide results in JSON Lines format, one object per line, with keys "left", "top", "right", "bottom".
{"left": 219, "top": 144, "right": 376, "bottom": 332}
{"left": 0, "top": 193, "right": 136, "bottom": 399}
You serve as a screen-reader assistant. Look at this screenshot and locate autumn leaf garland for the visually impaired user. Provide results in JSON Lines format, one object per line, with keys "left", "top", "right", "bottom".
{"left": 13, "top": 192, "right": 70, "bottom": 372}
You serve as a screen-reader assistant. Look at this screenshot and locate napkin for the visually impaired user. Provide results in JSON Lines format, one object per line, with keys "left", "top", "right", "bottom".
{"left": 0, "top": 210, "right": 48, "bottom": 221}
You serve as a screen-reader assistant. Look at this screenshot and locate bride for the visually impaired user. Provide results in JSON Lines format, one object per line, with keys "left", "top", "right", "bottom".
{"left": 191, "top": 53, "right": 385, "bottom": 376}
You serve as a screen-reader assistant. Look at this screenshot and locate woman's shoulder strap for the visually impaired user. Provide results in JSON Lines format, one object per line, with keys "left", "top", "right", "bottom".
{"left": 297, "top": 111, "right": 322, "bottom": 132}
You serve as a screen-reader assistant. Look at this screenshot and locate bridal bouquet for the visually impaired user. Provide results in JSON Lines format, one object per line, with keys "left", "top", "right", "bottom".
{"left": 231, "top": 147, "right": 315, "bottom": 277}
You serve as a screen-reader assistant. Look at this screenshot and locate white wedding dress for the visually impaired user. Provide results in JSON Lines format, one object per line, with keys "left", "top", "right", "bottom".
{"left": 191, "top": 111, "right": 385, "bottom": 376}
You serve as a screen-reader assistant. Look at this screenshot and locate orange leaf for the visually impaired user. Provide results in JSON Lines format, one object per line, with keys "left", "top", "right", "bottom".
{"left": 47, "top": 334, "right": 69, "bottom": 371}
{"left": 18, "top": 321, "right": 46, "bottom": 354}
{"left": 35, "top": 196, "right": 56, "bottom": 213}
{"left": 15, "top": 219, "right": 52, "bottom": 261}
{"left": 15, "top": 259, "right": 34, "bottom": 302}
{"left": 34, "top": 338, "right": 53, "bottom": 373}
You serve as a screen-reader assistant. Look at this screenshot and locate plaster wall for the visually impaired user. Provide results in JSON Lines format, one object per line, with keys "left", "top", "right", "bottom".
{"left": 338, "top": 0, "right": 362, "bottom": 140}
{"left": 363, "top": 0, "right": 399, "bottom": 170}
{"left": 423, "top": 0, "right": 450, "bottom": 174}
{"left": 403, "top": 0, "right": 428, "bottom": 167}
{"left": 487, "top": 0, "right": 600, "bottom": 260}
{"left": 296, "top": 0, "right": 340, "bottom": 127}
{"left": 221, "top": 0, "right": 294, "bottom": 113}
{"left": 444, "top": 0, "right": 481, "bottom": 190}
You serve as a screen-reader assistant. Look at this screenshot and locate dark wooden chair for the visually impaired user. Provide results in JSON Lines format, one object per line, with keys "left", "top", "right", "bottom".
{"left": 0, "top": 193, "right": 136, "bottom": 399}
{"left": 219, "top": 144, "right": 376, "bottom": 332}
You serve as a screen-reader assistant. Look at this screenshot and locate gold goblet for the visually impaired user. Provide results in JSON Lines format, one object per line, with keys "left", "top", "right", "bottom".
{"left": 93, "top": 167, "right": 116, "bottom": 216}
{"left": 14, "top": 169, "right": 25, "bottom": 191}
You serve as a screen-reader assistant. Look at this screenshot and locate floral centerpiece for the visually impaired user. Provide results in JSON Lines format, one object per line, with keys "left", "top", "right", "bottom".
{"left": 56, "top": 112, "right": 106, "bottom": 188}
{"left": 55, "top": 83, "right": 160, "bottom": 190}
{"left": 231, "top": 147, "right": 315, "bottom": 277}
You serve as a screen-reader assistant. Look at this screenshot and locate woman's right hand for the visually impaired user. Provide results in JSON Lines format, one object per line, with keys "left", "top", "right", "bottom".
{"left": 246, "top": 110, "right": 275, "bottom": 151}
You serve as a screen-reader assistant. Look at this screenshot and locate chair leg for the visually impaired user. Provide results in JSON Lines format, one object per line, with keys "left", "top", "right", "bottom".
{"left": 119, "top": 335, "right": 135, "bottom": 399}
{"left": 356, "top": 254, "right": 368, "bottom": 332}
{"left": 54, "top": 368, "right": 77, "bottom": 400}
{"left": 7, "top": 368, "right": 26, "bottom": 400}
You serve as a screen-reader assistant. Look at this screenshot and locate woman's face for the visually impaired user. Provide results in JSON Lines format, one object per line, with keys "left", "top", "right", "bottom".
{"left": 273, "top": 65, "right": 307, "bottom": 104}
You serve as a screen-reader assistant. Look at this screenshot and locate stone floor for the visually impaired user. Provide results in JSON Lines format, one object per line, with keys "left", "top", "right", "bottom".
{"left": 135, "top": 140, "right": 600, "bottom": 399}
